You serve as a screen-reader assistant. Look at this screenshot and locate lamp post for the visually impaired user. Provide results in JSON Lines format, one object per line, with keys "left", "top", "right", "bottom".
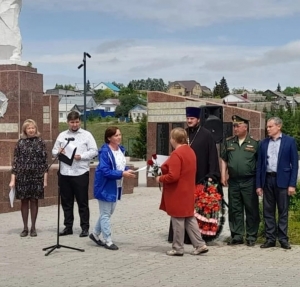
{"left": 78, "top": 52, "right": 91, "bottom": 129}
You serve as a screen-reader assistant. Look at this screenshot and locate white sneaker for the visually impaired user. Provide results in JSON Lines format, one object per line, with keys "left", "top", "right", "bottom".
{"left": 190, "top": 245, "right": 209, "bottom": 255}
{"left": 166, "top": 249, "right": 184, "bottom": 256}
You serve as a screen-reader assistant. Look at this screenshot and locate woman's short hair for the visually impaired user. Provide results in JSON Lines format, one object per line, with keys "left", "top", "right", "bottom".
{"left": 170, "top": 127, "right": 188, "bottom": 144}
{"left": 104, "top": 126, "right": 120, "bottom": 143}
{"left": 20, "top": 119, "right": 40, "bottom": 139}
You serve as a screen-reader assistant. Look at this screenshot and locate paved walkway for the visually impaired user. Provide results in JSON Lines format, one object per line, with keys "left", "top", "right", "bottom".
{"left": 1, "top": 161, "right": 300, "bottom": 287}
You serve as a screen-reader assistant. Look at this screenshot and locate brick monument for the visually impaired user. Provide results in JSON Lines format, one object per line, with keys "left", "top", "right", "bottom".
{"left": 0, "top": 64, "right": 60, "bottom": 213}
{"left": 0, "top": 65, "right": 135, "bottom": 214}
{"left": 146, "top": 91, "right": 266, "bottom": 187}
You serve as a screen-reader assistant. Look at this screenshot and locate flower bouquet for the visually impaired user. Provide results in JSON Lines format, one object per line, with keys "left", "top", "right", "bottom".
{"left": 147, "top": 154, "right": 161, "bottom": 190}
{"left": 194, "top": 181, "right": 225, "bottom": 238}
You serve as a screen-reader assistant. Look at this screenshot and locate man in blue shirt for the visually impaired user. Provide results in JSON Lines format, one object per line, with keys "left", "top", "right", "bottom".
{"left": 256, "top": 117, "right": 298, "bottom": 249}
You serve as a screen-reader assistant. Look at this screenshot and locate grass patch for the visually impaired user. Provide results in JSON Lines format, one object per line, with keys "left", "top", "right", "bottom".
{"left": 257, "top": 203, "right": 300, "bottom": 244}
{"left": 59, "top": 121, "right": 140, "bottom": 154}
{"left": 288, "top": 217, "right": 300, "bottom": 244}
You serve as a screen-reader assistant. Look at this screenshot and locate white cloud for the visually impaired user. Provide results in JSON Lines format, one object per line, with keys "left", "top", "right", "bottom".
{"left": 23, "top": 38, "right": 300, "bottom": 91}
{"left": 27, "top": 0, "right": 300, "bottom": 29}
{"left": 203, "top": 41, "right": 300, "bottom": 71}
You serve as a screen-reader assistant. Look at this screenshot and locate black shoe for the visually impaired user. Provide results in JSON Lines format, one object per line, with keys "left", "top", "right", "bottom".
{"left": 246, "top": 240, "right": 255, "bottom": 247}
{"left": 79, "top": 229, "right": 89, "bottom": 237}
{"left": 227, "top": 239, "right": 244, "bottom": 245}
{"left": 59, "top": 228, "right": 73, "bottom": 236}
{"left": 280, "top": 242, "right": 291, "bottom": 250}
{"left": 104, "top": 243, "right": 119, "bottom": 250}
{"left": 260, "top": 241, "right": 276, "bottom": 248}
{"left": 89, "top": 233, "right": 105, "bottom": 246}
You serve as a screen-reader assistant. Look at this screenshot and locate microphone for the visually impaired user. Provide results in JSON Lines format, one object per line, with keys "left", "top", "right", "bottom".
{"left": 65, "top": 137, "right": 75, "bottom": 141}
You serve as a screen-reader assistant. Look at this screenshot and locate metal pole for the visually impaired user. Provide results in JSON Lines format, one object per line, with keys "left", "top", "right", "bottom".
{"left": 65, "top": 90, "right": 67, "bottom": 122}
{"left": 292, "top": 93, "right": 295, "bottom": 115}
{"left": 83, "top": 52, "right": 87, "bottom": 129}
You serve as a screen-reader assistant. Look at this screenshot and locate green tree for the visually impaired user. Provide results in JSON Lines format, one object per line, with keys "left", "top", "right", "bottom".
{"left": 282, "top": 86, "right": 300, "bottom": 96}
{"left": 276, "top": 83, "right": 281, "bottom": 92}
{"left": 213, "top": 82, "right": 222, "bottom": 98}
{"left": 127, "top": 82, "right": 134, "bottom": 91}
{"left": 112, "top": 81, "right": 124, "bottom": 89}
{"left": 128, "top": 78, "right": 167, "bottom": 91}
{"left": 114, "top": 88, "right": 142, "bottom": 118}
{"left": 87, "top": 80, "right": 91, "bottom": 91}
{"left": 219, "top": 76, "right": 230, "bottom": 98}
{"left": 265, "top": 107, "right": 300, "bottom": 150}
{"left": 55, "top": 84, "right": 76, "bottom": 90}
{"left": 262, "top": 106, "right": 268, "bottom": 113}
{"left": 131, "top": 114, "right": 147, "bottom": 159}
{"left": 94, "top": 89, "right": 116, "bottom": 103}
{"left": 231, "top": 88, "right": 245, "bottom": 94}
{"left": 252, "top": 89, "right": 265, "bottom": 94}
{"left": 55, "top": 84, "right": 64, "bottom": 89}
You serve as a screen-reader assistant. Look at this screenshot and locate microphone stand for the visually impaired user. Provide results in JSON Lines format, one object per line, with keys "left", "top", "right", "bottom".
{"left": 42, "top": 139, "right": 85, "bottom": 256}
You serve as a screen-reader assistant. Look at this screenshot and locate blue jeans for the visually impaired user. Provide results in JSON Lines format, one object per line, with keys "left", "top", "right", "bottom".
{"left": 93, "top": 200, "right": 117, "bottom": 244}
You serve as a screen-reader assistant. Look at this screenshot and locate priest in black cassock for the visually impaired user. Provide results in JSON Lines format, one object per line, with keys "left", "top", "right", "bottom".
{"left": 185, "top": 107, "right": 220, "bottom": 184}
{"left": 168, "top": 106, "right": 221, "bottom": 243}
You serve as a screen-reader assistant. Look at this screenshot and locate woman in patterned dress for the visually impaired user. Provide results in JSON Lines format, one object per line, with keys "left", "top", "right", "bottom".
{"left": 9, "top": 119, "right": 48, "bottom": 237}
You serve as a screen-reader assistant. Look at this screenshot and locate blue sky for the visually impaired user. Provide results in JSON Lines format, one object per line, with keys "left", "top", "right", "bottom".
{"left": 19, "top": 0, "right": 300, "bottom": 91}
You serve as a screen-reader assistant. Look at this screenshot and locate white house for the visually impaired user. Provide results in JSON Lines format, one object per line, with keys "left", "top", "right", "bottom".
{"left": 128, "top": 104, "right": 147, "bottom": 122}
{"left": 222, "top": 94, "right": 252, "bottom": 105}
{"left": 59, "top": 95, "right": 97, "bottom": 111}
{"left": 94, "top": 82, "right": 120, "bottom": 95}
{"left": 59, "top": 104, "right": 81, "bottom": 122}
{"left": 45, "top": 89, "right": 82, "bottom": 100}
{"left": 94, "top": 98, "right": 120, "bottom": 112}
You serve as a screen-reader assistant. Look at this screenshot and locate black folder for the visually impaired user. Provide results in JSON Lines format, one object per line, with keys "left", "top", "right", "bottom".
{"left": 58, "top": 147, "right": 77, "bottom": 166}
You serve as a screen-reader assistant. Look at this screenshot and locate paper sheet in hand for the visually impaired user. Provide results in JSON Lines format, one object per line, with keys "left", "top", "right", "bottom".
{"left": 156, "top": 155, "right": 169, "bottom": 166}
{"left": 132, "top": 166, "right": 147, "bottom": 173}
{"left": 9, "top": 187, "right": 15, "bottom": 208}
{"left": 58, "top": 142, "right": 77, "bottom": 166}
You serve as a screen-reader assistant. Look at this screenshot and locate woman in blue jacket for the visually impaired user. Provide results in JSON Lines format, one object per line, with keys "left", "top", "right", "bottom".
{"left": 90, "top": 126, "right": 135, "bottom": 250}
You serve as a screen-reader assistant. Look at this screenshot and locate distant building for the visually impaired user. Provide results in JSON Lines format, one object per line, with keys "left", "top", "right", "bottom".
{"left": 58, "top": 104, "right": 81, "bottom": 122}
{"left": 167, "top": 80, "right": 202, "bottom": 98}
{"left": 59, "top": 95, "right": 97, "bottom": 112}
{"left": 222, "top": 94, "right": 252, "bottom": 106}
{"left": 128, "top": 104, "right": 147, "bottom": 122}
{"left": 94, "top": 82, "right": 120, "bottom": 95}
{"left": 45, "top": 89, "right": 83, "bottom": 100}
{"left": 264, "top": 90, "right": 299, "bottom": 110}
{"left": 95, "top": 98, "right": 120, "bottom": 113}
{"left": 222, "top": 94, "right": 272, "bottom": 112}
{"left": 201, "top": 86, "right": 212, "bottom": 97}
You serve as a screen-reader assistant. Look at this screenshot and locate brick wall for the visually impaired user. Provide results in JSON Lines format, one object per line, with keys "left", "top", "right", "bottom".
{"left": 146, "top": 91, "right": 266, "bottom": 187}
{"left": 0, "top": 163, "right": 136, "bottom": 214}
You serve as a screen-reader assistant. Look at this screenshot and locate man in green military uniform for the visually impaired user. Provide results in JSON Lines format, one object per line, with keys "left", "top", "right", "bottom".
{"left": 221, "top": 115, "right": 260, "bottom": 246}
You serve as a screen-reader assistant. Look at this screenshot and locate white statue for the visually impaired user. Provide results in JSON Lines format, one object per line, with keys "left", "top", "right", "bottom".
{"left": 0, "top": 0, "right": 22, "bottom": 61}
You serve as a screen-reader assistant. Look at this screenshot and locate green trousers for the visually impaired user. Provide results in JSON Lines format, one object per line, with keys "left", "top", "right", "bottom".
{"left": 228, "top": 177, "right": 260, "bottom": 241}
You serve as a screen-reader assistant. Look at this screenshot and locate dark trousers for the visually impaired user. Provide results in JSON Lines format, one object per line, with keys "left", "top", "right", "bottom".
{"left": 59, "top": 172, "right": 90, "bottom": 230}
{"left": 228, "top": 177, "right": 260, "bottom": 241}
{"left": 263, "top": 174, "right": 290, "bottom": 243}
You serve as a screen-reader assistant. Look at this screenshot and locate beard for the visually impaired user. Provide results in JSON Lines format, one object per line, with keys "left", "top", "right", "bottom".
{"left": 187, "top": 123, "right": 200, "bottom": 132}
{"left": 70, "top": 128, "right": 79, "bottom": 132}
